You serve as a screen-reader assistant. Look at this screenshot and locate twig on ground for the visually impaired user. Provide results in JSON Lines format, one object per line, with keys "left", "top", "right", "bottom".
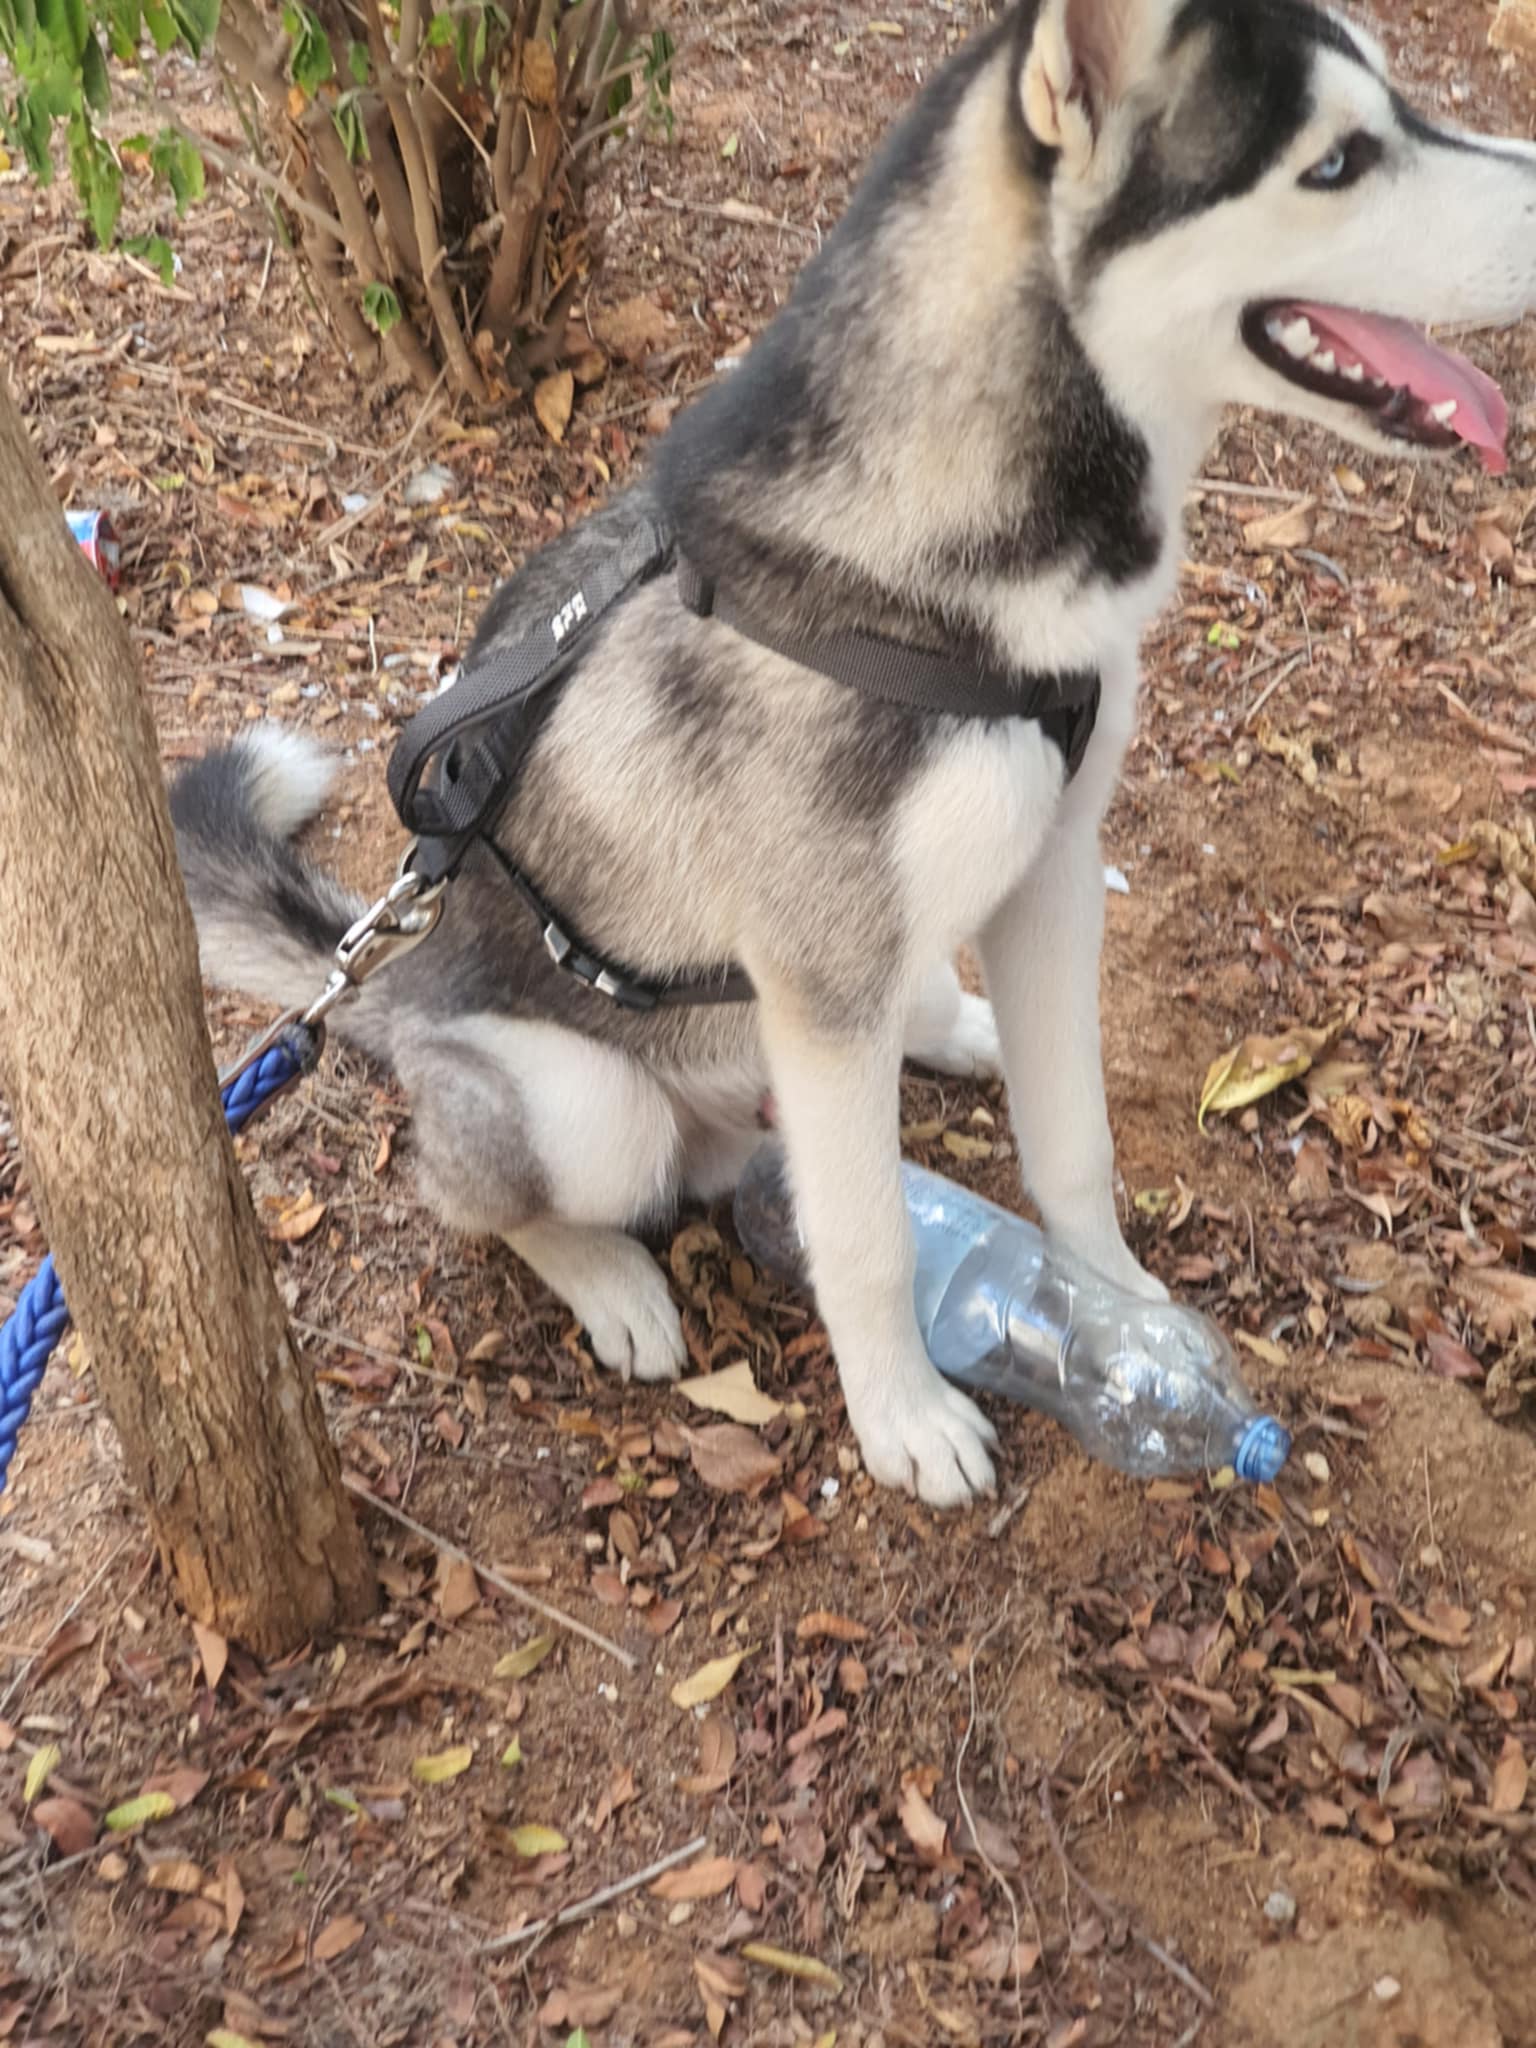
{"left": 1161, "top": 1696, "right": 1270, "bottom": 1819}
{"left": 291, "top": 1316, "right": 467, "bottom": 1392}
{"left": 1435, "top": 681, "right": 1535, "bottom": 757}
{"left": 955, "top": 1602, "right": 1043, "bottom": 2018}
{"left": 341, "top": 1474, "right": 637, "bottom": 1670}
{"left": 0, "top": 1534, "right": 132, "bottom": 1719}
{"left": 1038, "top": 1775, "right": 1216, "bottom": 2012}
{"left": 1242, "top": 652, "right": 1308, "bottom": 730}
{"left": 986, "top": 1486, "right": 1031, "bottom": 1541}
{"left": 476, "top": 1833, "right": 709, "bottom": 1954}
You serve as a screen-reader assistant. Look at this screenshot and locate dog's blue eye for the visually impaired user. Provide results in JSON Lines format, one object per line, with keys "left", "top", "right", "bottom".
{"left": 1299, "top": 131, "right": 1382, "bottom": 191}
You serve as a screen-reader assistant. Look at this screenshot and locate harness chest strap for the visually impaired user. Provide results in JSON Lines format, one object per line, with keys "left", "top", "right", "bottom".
{"left": 388, "top": 523, "right": 1102, "bottom": 1009}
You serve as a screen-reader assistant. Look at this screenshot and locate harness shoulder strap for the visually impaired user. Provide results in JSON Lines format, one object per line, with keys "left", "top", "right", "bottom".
{"left": 388, "top": 511, "right": 673, "bottom": 855}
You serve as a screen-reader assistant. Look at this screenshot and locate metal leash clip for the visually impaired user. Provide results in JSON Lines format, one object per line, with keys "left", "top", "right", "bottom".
{"left": 302, "top": 849, "right": 446, "bottom": 1029}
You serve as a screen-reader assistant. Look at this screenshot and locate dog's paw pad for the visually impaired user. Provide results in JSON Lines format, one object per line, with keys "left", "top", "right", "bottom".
{"left": 852, "top": 1373, "right": 997, "bottom": 1507}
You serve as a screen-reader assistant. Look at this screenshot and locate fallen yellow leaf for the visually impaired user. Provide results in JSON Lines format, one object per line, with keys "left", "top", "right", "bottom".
{"left": 534, "top": 369, "right": 574, "bottom": 444}
{"left": 670, "top": 1650, "right": 747, "bottom": 1710}
{"left": 145, "top": 1858, "right": 204, "bottom": 1893}
{"left": 1198, "top": 1019, "right": 1342, "bottom": 1132}
{"left": 675, "top": 1361, "right": 783, "bottom": 1426}
{"left": 105, "top": 1791, "right": 177, "bottom": 1832}
{"left": 740, "top": 1942, "right": 844, "bottom": 1992}
{"left": 493, "top": 1634, "right": 555, "bottom": 1681}
{"left": 23, "top": 1744, "right": 59, "bottom": 1807}
{"left": 411, "top": 1745, "right": 474, "bottom": 1786}
{"left": 505, "top": 1823, "right": 567, "bottom": 1857}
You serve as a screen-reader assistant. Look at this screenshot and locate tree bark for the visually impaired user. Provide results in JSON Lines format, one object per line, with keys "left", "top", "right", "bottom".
{"left": 0, "top": 375, "right": 375, "bottom": 1657}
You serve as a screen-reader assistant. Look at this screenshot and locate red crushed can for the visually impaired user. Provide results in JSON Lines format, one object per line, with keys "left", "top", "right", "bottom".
{"left": 66, "top": 509, "right": 122, "bottom": 588}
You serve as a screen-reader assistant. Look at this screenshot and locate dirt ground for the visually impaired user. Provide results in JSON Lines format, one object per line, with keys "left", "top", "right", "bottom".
{"left": 3, "top": 1, "right": 1536, "bottom": 2043}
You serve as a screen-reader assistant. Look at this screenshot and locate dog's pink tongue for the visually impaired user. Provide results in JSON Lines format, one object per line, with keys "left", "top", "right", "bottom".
{"left": 1299, "top": 304, "right": 1509, "bottom": 474}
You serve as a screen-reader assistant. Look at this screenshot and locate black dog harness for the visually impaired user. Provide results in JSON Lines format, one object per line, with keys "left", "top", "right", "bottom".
{"left": 386, "top": 513, "right": 1100, "bottom": 1010}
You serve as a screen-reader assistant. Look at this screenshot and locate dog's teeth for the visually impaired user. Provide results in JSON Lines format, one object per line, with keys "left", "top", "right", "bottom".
{"left": 1313, "top": 350, "right": 1337, "bottom": 375}
{"left": 1428, "top": 399, "right": 1458, "bottom": 425}
{"left": 1341, "top": 363, "right": 1365, "bottom": 383}
{"left": 1278, "top": 316, "right": 1317, "bottom": 359}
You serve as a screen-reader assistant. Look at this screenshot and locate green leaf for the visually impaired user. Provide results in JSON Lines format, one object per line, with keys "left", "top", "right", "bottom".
{"left": 346, "top": 36, "right": 368, "bottom": 82}
{"left": 142, "top": 0, "right": 178, "bottom": 50}
{"left": 500, "top": 1737, "right": 523, "bottom": 1768}
{"left": 79, "top": 30, "right": 108, "bottom": 109}
{"left": 105, "top": 1790, "right": 177, "bottom": 1831}
{"left": 423, "top": 11, "right": 452, "bottom": 45}
{"left": 362, "top": 281, "right": 401, "bottom": 335}
{"left": 104, "top": 0, "right": 142, "bottom": 59}
{"left": 605, "top": 68, "right": 632, "bottom": 122}
{"left": 323, "top": 1787, "right": 362, "bottom": 1814}
{"left": 149, "top": 126, "right": 202, "bottom": 213}
{"left": 166, "top": 0, "right": 217, "bottom": 54}
{"left": 332, "top": 89, "right": 366, "bottom": 163}
{"left": 411, "top": 1744, "right": 474, "bottom": 1785}
{"left": 123, "top": 230, "right": 174, "bottom": 283}
{"left": 67, "top": 109, "right": 120, "bottom": 245}
{"left": 720, "top": 131, "right": 738, "bottom": 160}
{"left": 565, "top": 2032, "right": 592, "bottom": 2048}
{"left": 281, "top": 1, "right": 332, "bottom": 94}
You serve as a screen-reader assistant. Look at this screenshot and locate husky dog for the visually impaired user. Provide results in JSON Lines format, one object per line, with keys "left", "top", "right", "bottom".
{"left": 174, "top": 0, "right": 1536, "bottom": 1505}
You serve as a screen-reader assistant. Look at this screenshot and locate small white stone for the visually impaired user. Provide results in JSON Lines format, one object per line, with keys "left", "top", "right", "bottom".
{"left": 1303, "top": 1450, "right": 1331, "bottom": 1485}
{"left": 820, "top": 1476, "right": 840, "bottom": 1501}
{"left": 1373, "top": 1977, "right": 1401, "bottom": 2003}
{"left": 1264, "top": 1889, "right": 1297, "bottom": 1926}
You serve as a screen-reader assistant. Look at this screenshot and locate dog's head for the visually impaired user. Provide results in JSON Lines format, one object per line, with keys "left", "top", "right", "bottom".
{"left": 1021, "top": 0, "right": 1536, "bottom": 470}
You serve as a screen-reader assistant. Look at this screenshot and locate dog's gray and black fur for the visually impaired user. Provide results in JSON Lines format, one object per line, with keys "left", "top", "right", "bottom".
{"left": 175, "top": 0, "right": 1536, "bottom": 1502}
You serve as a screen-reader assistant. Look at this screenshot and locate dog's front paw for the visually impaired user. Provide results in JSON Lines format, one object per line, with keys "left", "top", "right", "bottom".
{"left": 1094, "top": 1242, "right": 1170, "bottom": 1304}
{"left": 570, "top": 1239, "right": 687, "bottom": 1383}
{"left": 850, "top": 1370, "right": 999, "bottom": 1507}
{"left": 908, "top": 991, "right": 1003, "bottom": 1082}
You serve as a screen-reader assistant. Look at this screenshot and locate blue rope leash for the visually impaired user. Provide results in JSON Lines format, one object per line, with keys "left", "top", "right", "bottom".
{"left": 0, "top": 1023, "right": 322, "bottom": 1499}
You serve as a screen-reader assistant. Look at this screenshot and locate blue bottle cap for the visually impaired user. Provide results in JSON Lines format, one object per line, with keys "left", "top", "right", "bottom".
{"left": 1234, "top": 1416, "right": 1290, "bottom": 1484}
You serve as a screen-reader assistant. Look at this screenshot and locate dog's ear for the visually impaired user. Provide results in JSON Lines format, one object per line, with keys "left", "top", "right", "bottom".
{"left": 1020, "top": 0, "right": 1150, "bottom": 167}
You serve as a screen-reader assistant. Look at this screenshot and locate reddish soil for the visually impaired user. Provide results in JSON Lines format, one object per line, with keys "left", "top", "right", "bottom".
{"left": 3, "top": 2, "right": 1536, "bottom": 2044}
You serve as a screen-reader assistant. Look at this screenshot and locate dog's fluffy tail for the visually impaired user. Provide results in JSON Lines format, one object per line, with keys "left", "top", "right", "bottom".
{"left": 170, "top": 727, "right": 393, "bottom": 1060}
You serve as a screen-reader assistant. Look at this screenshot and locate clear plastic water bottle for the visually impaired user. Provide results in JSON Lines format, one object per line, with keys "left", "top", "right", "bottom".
{"left": 733, "top": 1141, "right": 1290, "bottom": 1484}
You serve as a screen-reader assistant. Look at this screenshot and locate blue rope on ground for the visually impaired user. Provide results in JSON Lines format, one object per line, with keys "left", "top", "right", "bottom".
{"left": 0, "top": 1023, "right": 320, "bottom": 1498}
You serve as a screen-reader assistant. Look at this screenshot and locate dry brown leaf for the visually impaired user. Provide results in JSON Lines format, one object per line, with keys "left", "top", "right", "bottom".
{"left": 897, "top": 1774, "right": 948, "bottom": 1861}
{"left": 796, "top": 1610, "right": 871, "bottom": 1644}
{"left": 436, "top": 1557, "right": 479, "bottom": 1622}
{"left": 684, "top": 1423, "right": 782, "bottom": 1497}
{"left": 146, "top": 1858, "right": 205, "bottom": 1893}
{"left": 1242, "top": 500, "right": 1315, "bottom": 551}
{"left": 1491, "top": 1738, "right": 1529, "bottom": 1814}
{"left": 313, "top": 1912, "right": 366, "bottom": 1961}
{"left": 192, "top": 1622, "right": 228, "bottom": 1691}
{"left": 31, "top": 1796, "right": 95, "bottom": 1858}
{"left": 266, "top": 1198, "right": 326, "bottom": 1244}
{"left": 651, "top": 1853, "right": 739, "bottom": 1902}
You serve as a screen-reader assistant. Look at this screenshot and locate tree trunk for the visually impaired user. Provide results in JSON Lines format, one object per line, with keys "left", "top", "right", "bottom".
{"left": 0, "top": 376, "right": 375, "bottom": 1657}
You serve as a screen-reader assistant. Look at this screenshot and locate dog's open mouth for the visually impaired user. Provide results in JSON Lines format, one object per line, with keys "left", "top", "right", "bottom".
{"left": 1243, "top": 301, "right": 1509, "bottom": 474}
